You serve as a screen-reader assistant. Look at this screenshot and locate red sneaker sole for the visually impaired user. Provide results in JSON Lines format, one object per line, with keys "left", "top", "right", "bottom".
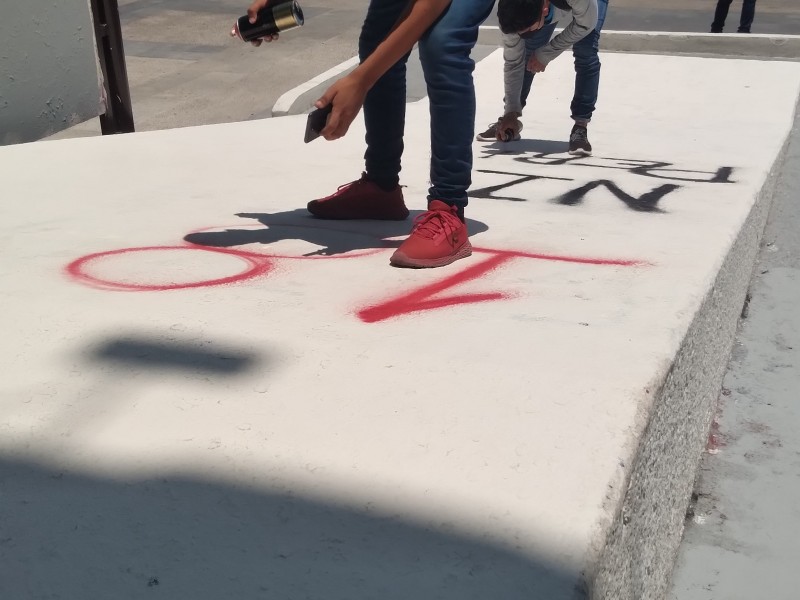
{"left": 389, "top": 241, "right": 473, "bottom": 269}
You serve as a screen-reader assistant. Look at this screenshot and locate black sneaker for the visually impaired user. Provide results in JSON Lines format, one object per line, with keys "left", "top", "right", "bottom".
{"left": 476, "top": 121, "right": 522, "bottom": 142}
{"left": 568, "top": 125, "right": 592, "bottom": 156}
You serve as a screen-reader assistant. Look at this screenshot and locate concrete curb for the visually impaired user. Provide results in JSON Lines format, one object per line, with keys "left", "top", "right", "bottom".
{"left": 271, "top": 56, "right": 360, "bottom": 117}
{"left": 588, "top": 95, "right": 800, "bottom": 599}
{"left": 477, "top": 26, "right": 800, "bottom": 59}
{"left": 599, "top": 31, "right": 800, "bottom": 59}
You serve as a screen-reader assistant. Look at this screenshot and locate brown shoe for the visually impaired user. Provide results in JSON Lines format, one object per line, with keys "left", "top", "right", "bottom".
{"left": 307, "top": 173, "right": 409, "bottom": 220}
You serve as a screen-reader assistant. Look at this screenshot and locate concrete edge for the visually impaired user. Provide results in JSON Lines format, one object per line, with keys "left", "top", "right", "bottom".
{"left": 584, "top": 93, "right": 800, "bottom": 600}
{"left": 271, "top": 56, "right": 360, "bottom": 117}
{"left": 477, "top": 26, "right": 800, "bottom": 59}
{"left": 600, "top": 31, "right": 800, "bottom": 60}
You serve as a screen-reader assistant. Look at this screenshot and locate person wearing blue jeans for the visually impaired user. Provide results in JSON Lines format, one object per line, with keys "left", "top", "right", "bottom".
{"left": 711, "top": 0, "right": 757, "bottom": 33}
{"left": 477, "top": 0, "right": 606, "bottom": 156}
{"left": 244, "top": 0, "right": 496, "bottom": 269}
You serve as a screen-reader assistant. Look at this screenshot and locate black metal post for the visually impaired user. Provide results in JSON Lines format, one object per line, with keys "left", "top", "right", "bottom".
{"left": 90, "top": 0, "right": 135, "bottom": 134}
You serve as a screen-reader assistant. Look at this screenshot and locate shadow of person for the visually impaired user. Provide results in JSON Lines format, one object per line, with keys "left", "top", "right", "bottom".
{"left": 1, "top": 457, "right": 579, "bottom": 599}
{"left": 477, "top": 138, "right": 571, "bottom": 157}
{"left": 183, "top": 209, "right": 489, "bottom": 258}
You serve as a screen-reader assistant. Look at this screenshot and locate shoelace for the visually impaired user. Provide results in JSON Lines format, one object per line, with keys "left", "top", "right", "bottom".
{"left": 570, "top": 127, "right": 588, "bottom": 143}
{"left": 489, "top": 116, "right": 509, "bottom": 130}
{"left": 482, "top": 118, "right": 506, "bottom": 134}
{"left": 320, "top": 174, "right": 367, "bottom": 201}
{"left": 411, "top": 207, "right": 461, "bottom": 240}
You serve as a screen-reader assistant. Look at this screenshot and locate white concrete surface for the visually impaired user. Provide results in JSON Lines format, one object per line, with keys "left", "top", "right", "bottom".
{"left": 1, "top": 51, "right": 799, "bottom": 598}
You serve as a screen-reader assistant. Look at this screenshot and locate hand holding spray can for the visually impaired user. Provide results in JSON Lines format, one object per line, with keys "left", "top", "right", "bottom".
{"left": 231, "top": 0, "right": 305, "bottom": 42}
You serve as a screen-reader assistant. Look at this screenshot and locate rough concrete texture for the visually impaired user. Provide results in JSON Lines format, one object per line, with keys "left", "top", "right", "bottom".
{"left": 0, "top": 0, "right": 101, "bottom": 145}
{"left": 669, "top": 101, "right": 800, "bottom": 600}
{"left": 2, "top": 51, "right": 799, "bottom": 599}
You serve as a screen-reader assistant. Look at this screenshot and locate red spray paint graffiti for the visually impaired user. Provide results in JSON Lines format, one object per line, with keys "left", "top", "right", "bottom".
{"left": 66, "top": 245, "right": 275, "bottom": 292}
{"left": 65, "top": 225, "right": 644, "bottom": 322}
{"left": 66, "top": 223, "right": 383, "bottom": 292}
{"left": 357, "top": 252, "right": 510, "bottom": 323}
{"left": 357, "top": 248, "right": 641, "bottom": 323}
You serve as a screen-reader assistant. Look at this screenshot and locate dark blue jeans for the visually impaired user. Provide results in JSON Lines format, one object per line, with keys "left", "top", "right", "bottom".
{"left": 520, "top": 0, "right": 609, "bottom": 123}
{"left": 359, "top": 0, "right": 496, "bottom": 211}
{"left": 711, "top": 0, "right": 757, "bottom": 33}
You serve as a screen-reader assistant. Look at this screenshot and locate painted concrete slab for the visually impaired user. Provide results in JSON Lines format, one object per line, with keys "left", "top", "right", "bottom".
{"left": 1, "top": 52, "right": 799, "bottom": 598}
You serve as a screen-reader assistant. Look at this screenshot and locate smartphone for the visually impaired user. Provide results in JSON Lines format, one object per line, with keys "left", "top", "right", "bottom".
{"left": 304, "top": 104, "right": 333, "bottom": 143}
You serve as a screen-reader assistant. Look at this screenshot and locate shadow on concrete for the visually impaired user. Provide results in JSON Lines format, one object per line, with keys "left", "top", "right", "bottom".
{"left": 183, "top": 209, "right": 490, "bottom": 257}
{"left": 89, "top": 337, "right": 259, "bottom": 375}
{"left": 479, "top": 138, "right": 571, "bottom": 156}
{"left": 0, "top": 458, "right": 578, "bottom": 599}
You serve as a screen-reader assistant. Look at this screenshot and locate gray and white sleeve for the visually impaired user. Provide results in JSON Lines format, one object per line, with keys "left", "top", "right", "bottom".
{"left": 503, "top": 31, "right": 526, "bottom": 115}
{"left": 534, "top": 0, "right": 597, "bottom": 66}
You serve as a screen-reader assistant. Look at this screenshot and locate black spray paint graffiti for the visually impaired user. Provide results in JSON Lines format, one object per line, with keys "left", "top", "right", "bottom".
{"left": 471, "top": 150, "right": 735, "bottom": 211}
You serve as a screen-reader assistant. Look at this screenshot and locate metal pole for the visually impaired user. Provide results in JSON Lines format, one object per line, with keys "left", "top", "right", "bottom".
{"left": 90, "top": 0, "right": 135, "bottom": 134}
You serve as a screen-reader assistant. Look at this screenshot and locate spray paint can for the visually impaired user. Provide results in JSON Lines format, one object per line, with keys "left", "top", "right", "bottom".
{"left": 233, "top": 0, "right": 305, "bottom": 42}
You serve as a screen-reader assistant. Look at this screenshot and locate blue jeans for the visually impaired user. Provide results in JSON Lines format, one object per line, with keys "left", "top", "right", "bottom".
{"left": 359, "top": 0, "right": 496, "bottom": 211}
{"left": 520, "top": 0, "right": 608, "bottom": 123}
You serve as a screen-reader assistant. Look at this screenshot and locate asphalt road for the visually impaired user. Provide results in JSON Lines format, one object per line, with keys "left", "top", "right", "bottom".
{"left": 47, "top": 0, "right": 800, "bottom": 138}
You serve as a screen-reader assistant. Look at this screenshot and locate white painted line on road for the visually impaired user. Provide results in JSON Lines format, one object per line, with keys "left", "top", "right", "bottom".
{"left": 271, "top": 55, "right": 360, "bottom": 117}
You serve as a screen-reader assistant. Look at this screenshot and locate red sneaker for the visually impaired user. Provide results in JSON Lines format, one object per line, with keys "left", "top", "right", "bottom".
{"left": 307, "top": 173, "right": 409, "bottom": 220}
{"left": 390, "top": 200, "right": 472, "bottom": 268}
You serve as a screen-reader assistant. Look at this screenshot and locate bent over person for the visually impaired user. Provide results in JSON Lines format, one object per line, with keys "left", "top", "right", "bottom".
{"left": 477, "top": 0, "right": 605, "bottom": 156}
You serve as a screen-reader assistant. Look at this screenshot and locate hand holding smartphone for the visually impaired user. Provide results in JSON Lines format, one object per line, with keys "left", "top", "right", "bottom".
{"left": 304, "top": 104, "right": 333, "bottom": 143}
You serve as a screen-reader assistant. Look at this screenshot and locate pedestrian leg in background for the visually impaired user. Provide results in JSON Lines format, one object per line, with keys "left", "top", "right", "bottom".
{"left": 568, "top": 0, "right": 608, "bottom": 156}
{"left": 738, "top": 0, "right": 757, "bottom": 32}
{"left": 711, "top": 0, "right": 734, "bottom": 32}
